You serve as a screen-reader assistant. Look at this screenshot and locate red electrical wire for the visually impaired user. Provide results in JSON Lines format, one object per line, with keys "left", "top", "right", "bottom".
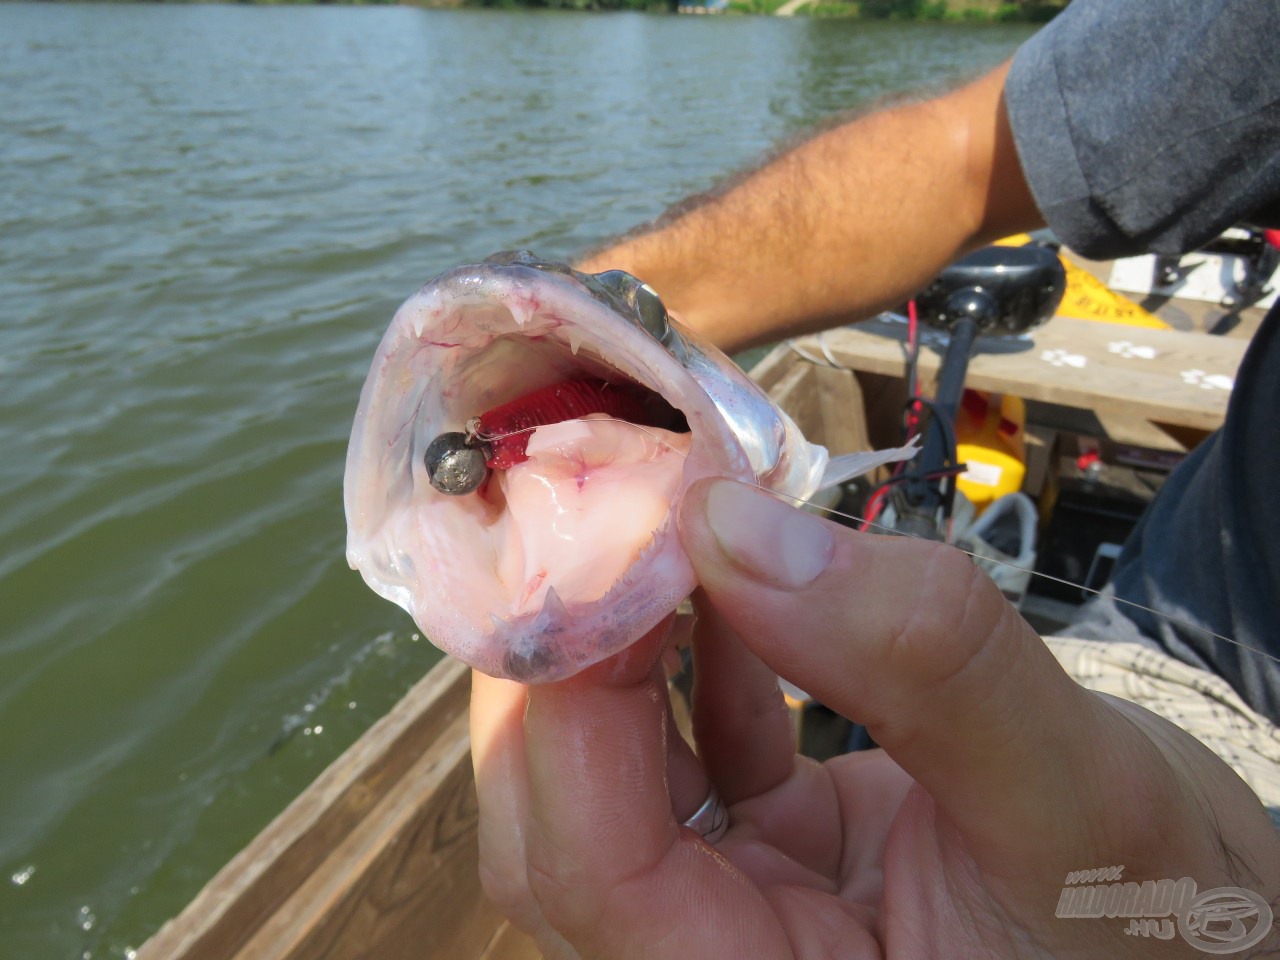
{"left": 905, "top": 298, "right": 921, "bottom": 435}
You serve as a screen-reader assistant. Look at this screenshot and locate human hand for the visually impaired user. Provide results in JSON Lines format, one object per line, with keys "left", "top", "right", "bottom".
{"left": 471, "top": 478, "right": 1280, "bottom": 958}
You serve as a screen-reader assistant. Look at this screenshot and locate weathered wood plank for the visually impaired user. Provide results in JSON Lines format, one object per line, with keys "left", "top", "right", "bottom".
{"left": 1091, "top": 410, "right": 1186, "bottom": 451}
{"left": 795, "top": 317, "right": 1244, "bottom": 434}
{"left": 768, "top": 361, "right": 820, "bottom": 440}
{"left": 477, "top": 921, "right": 543, "bottom": 960}
{"left": 746, "top": 341, "right": 804, "bottom": 396}
{"left": 138, "top": 658, "right": 476, "bottom": 960}
{"left": 1022, "top": 426, "right": 1057, "bottom": 499}
{"left": 810, "top": 364, "right": 870, "bottom": 457}
{"left": 234, "top": 709, "right": 499, "bottom": 959}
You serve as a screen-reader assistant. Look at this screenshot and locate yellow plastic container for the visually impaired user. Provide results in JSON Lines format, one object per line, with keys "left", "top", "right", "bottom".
{"left": 994, "top": 233, "right": 1169, "bottom": 329}
{"left": 955, "top": 389, "right": 1026, "bottom": 514}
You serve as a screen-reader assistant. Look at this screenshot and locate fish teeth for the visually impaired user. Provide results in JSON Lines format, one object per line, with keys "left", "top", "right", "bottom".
{"left": 509, "top": 297, "right": 535, "bottom": 328}
{"left": 634, "top": 529, "right": 661, "bottom": 562}
{"left": 534, "top": 586, "right": 568, "bottom": 633}
{"left": 611, "top": 529, "right": 666, "bottom": 590}
{"left": 568, "top": 329, "right": 584, "bottom": 356}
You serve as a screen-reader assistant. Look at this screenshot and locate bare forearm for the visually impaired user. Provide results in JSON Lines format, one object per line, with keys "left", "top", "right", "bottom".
{"left": 576, "top": 61, "right": 1041, "bottom": 353}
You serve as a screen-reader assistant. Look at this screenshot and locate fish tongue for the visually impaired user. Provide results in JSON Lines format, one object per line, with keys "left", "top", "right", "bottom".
{"left": 494, "top": 416, "right": 692, "bottom": 615}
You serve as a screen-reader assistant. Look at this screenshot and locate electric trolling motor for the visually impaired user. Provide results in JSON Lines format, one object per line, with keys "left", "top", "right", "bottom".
{"left": 890, "top": 244, "right": 1066, "bottom": 541}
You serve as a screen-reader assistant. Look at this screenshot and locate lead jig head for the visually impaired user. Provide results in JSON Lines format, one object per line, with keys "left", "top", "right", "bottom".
{"left": 424, "top": 431, "right": 489, "bottom": 495}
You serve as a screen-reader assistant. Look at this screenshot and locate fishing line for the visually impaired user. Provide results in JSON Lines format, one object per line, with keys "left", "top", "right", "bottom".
{"left": 766, "top": 490, "right": 1280, "bottom": 668}
{"left": 461, "top": 416, "right": 1280, "bottom": 668}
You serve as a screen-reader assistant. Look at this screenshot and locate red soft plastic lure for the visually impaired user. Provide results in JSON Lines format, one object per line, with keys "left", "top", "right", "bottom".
{"left": 474, "top": 378, "right": 655, "bottom": 470}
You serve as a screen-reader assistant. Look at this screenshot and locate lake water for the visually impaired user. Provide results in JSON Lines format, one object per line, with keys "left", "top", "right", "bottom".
{"left": 0, "top": 5, "right": 1031, "bottom": 956}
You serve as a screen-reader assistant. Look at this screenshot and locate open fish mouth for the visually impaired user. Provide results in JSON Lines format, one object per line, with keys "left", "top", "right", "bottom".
{"left": 344, "top": 252, "right": 906, "bottom": 683}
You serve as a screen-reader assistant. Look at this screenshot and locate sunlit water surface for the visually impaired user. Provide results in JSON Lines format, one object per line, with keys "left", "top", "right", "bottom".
{"left": 0, "top": 5, "right": 1031, "bottom": 956}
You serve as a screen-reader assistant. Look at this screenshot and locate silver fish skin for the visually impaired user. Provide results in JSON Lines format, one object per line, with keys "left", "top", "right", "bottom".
{"left": 344, "top": 252, "right": 911, "bottom": 683}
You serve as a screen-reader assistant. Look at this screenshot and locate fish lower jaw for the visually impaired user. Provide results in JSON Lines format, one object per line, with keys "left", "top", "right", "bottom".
{"left": 476, "top": 537, "right": 695, "bottom": 684}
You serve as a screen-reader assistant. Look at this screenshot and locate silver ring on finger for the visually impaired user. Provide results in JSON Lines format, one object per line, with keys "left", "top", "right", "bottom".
{"left": 682, "top": 786, "right": 729, "bottom": 844}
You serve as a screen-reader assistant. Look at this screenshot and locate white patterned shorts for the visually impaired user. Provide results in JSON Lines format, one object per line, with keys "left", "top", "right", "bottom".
{"left": 1048, "top": 637, "right": 1280, "bottom": 831}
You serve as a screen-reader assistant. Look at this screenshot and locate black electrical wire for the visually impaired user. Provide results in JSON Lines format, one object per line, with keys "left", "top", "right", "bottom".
{"left": 898, "top": 395, "right": 964, "bottom": 523}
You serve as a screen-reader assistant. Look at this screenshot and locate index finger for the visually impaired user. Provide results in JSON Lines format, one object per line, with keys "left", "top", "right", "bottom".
{"left": 519, "top": 622, "right": 794, "bottom": 957}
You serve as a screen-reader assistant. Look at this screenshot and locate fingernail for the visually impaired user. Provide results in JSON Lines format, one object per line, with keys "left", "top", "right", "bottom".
{"left": 704, "top": 480, "right": 834, "bottom": 589}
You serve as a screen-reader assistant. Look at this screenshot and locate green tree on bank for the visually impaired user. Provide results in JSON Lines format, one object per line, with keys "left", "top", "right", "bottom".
{"left": 856, "top": 0, "right": 1064, "bottom": 20}
{"left": 461, "top": 0, "right": 1067, "bottom": 19}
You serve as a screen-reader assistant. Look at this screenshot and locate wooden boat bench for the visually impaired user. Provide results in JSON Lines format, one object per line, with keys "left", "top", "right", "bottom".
{"left": 756, "top": 316, "right": 1247, "bottom": 458}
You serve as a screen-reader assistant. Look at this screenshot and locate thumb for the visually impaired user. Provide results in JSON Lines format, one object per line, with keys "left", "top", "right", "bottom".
{"left": 676, "top": 477, "right": 1123, "bottom": 855}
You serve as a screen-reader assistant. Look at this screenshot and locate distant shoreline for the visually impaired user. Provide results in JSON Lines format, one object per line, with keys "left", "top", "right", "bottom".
{"left": 39, "top": 0, "right": 1068, "bottom": 21}
{"left": 454, "top": 0, "right": 1067, "bottom": 17}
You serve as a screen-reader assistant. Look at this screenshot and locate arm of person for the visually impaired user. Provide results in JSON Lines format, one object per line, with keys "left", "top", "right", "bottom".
{"left": 575, "top": 60, "right": 1042, "bottom": 352}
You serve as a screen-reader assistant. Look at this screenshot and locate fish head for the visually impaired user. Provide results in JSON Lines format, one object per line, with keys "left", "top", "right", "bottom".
{"left": 344, "top": 252, "right": 826, "bottom": 683}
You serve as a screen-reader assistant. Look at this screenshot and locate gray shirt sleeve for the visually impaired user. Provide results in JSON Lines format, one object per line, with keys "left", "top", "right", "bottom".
{"left": 1005, "top": 0, "right": 1280, "bottom": 260}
